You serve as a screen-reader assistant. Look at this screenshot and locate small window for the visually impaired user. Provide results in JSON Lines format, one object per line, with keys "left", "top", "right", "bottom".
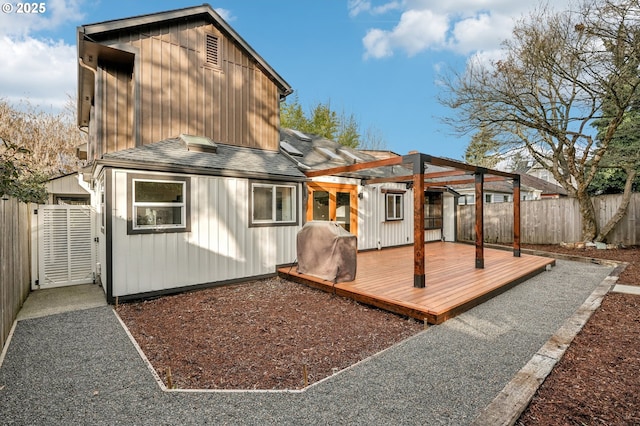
{"left": 485, "top": 194, "right": 492, "bottom": 203}
{"left": 128, "top": 175, "right": 190, "bottom": 234}
{"left": 205, "top": 33, "right": 220, "bottom": 67}
{"left": 460, "top": 194, "right": 475, "bottom": 205}
{"left": 385, "top": 193, "right": 403, "bottom": 221}
{"left": 251, "top": 182, "right": 297, "bottom": 226}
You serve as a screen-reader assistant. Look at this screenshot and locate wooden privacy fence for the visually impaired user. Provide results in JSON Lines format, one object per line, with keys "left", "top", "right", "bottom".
{"left": 457, "top": 193, "right": 640, "bottom": 245}
{"left": 0, "top": 197, "right": 31, "bottom": 351}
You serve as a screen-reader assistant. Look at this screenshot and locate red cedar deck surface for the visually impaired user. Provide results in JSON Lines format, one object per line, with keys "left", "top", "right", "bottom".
{"left": 278, "top": 242, "right": 556, "bottom": 324}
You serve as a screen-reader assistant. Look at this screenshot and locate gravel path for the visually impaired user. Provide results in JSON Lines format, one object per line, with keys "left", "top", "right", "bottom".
{"left": 0, "top": 260, "right": 613, "bottom": 425}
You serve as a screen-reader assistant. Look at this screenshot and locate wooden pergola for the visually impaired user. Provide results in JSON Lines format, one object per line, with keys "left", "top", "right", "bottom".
{"left": 305, "top": 152, "right": 521, "bottom": 288}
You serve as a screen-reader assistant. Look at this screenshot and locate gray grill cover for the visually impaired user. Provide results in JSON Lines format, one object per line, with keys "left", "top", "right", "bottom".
{"left": 296, "top": 221, "right": 357, "bottom": 283}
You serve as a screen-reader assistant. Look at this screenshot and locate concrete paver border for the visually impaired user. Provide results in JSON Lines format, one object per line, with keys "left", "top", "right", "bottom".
{"left": 470, "top": 259, "right": 628, "bottom": 426}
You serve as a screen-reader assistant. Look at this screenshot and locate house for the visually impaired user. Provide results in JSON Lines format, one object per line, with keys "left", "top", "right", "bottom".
{"left": 77, "top": 5, "right": 307, "bottom": 302}
{"left": 45, "top": 173, "right": 91, "bottom": 204}
{"left": 76, "top": 5, "right": 524, "bottom": 302}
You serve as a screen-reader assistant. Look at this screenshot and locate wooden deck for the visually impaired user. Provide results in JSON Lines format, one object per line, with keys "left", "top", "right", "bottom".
{"left": 278, "top": 242, "right": 555, "bottom": 324}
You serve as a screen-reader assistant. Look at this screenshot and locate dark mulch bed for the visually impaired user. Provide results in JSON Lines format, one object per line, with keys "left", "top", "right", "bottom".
{"left": 117, "top": 278, "right": 422, "bottom": 390}
{"left": 517, "top": 244, "right": 640, "bottom": 425}
{"left": 117, "top": 243, "right": 640, "bottom": 423}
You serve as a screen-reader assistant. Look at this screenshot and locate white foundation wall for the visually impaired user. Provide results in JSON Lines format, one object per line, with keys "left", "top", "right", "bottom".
{"left": 110, "top": 170, "right": 301, "bottom": 297}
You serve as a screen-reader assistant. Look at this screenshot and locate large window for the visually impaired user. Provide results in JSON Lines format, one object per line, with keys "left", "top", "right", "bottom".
{"left": 128, "top": 175, "right": 190, "bottom": 234}
{"left": 251, "top": 182, "right": 297, "bottom": 226}
{"left": 385, "top": 192, "right": 404, "bottom": 221}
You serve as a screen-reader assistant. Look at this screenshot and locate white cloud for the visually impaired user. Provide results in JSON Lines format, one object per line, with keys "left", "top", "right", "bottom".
{"left": 214, "top": 8, "right": 235, "bottom": 22}
{"left": 357, "top": 0, "right": 572, "bottom": 60}
{"left": 0, "top": 36, "right": 77, "bottom": 109}
{"left": 448, "top": 12, "right": 514, "bottom": 55}
{"left": 0, "top": 0, "right": 84, "bottom": 37}
{"left": 392, "top": 9, "right": 448, "bottom": 56}
{"left": 363, "top": 29, "right": 393, "bottom": 59}
{"left": 0, "top": 0, "right": 84, "bottom": 111}
{"left": 349, "top": 0, "right": 401, "bottom": 17}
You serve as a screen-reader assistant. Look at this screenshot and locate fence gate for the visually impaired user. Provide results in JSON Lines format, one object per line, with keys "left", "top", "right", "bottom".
{"left": 35, "top": 205, "right": 94, "bottom": 289}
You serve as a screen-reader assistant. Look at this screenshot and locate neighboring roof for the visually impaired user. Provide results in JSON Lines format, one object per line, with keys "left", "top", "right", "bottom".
{"left": 97, "top": 136, "right": 306, "bottom": 181}
{"left": 279, "top": 128, "right": 412, "bottom": 180}
{"left": 77, "top": 4, "right": 292, "bottom": 127}
{"left": 519, "top": 173, "right": 568, "bottom": 196}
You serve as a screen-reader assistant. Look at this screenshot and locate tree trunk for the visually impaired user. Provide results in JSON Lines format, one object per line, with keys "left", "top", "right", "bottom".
{"left": 595, "top": 168, "right": 638, "bottom": 243}
{"left": 577, "top": 189, "right": 598, "bottom": 242}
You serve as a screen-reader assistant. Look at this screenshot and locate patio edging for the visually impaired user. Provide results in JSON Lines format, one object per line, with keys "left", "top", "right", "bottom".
{"left": 469, "top": 256, "right": 624, "bottom": 426}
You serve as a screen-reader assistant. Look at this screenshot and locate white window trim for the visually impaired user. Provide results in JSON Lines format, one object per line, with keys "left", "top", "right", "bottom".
{"left": 385, "top": 193, "right": 404, "bottom": 221}
{"left": 127, "top": 175, "right": 190, "bottom": 234}
{"left": 251, "top": 182, "right": 297, "bottom": 225}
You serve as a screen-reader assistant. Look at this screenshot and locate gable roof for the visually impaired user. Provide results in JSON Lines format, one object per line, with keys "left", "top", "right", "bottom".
{"left": 97, "top": 136, "right": 306, "bottom": 181}
{"left": 77, "top": 4, "right": 293, "bottom": 127}
{"left": 519, "top": 173, "right": 568, "bottom": 196}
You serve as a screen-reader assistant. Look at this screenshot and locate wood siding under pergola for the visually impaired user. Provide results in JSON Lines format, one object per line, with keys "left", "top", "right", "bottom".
{"left": 304, "top": 152, "right": 522, "bottom": 288}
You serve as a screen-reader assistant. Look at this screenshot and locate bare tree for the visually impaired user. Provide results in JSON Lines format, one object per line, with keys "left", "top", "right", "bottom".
{"left": 440, "top": 0, "right": 640, "bottom": 242}
{"left": 0, "top": 98, "right": 86, "bottom": 201}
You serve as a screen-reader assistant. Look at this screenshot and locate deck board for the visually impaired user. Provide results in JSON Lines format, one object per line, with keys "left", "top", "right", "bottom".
{"left": 278, "top": 242, "right": 555, "bottom": 324}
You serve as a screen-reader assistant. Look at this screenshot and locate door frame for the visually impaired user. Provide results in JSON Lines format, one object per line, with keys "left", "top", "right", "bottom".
{"left": 306, "top": 182, "right": 358, "bottom": 236}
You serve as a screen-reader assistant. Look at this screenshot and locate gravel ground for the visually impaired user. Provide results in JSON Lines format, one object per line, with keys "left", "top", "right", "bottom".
{"left": 0, "top": 260, "right": 613, "bottom": 425}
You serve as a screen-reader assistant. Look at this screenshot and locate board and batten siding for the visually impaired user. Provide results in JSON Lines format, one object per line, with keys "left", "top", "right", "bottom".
{"left": 110, "top": 170, "right": 300, "bottom": 297}
{"left": 93, "top": 19, "right": 281, "bottom": 159}
{"left": 356, "top": 185, "right": 457, "bottom": 249}
{"left": 357, "top": 183, "right": 414, "bottom": 250}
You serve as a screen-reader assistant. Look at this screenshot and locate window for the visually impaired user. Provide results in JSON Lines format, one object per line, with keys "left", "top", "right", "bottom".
{"left": 424, "top": 192, "right": 443, "bottom": 230}
{"left": 128, "top": 175, "right": 190, "bottom": 234}
{"left": 385, "top": 193, "right": 403, "bottom": 221}
{"left": 459, "top": 194, "right": 475, "bottom": 205}
{"left": 251, "top": 182, "right": 297, "bottom": 226}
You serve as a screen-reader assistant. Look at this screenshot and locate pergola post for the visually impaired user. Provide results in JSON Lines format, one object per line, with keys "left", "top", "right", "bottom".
{"left": 475, "top": 172, "right": 484, "bottom": 269}
{"left": 412, "top": 154, "right": 426, "bottom": 288}
{"left": 513, "top": 176, "right": 521, "bottom": 257}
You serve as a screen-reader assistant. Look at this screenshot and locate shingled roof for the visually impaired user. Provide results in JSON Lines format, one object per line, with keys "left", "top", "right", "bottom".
{"left": 279, "top": 128, "right": 412, "bottom": 180}
{"left": 98, "top": 136, "right": 306, "bottom": 181}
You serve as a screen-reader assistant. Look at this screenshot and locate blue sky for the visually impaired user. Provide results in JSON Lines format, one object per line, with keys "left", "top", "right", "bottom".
{"left": 0, "top": 0, "right": 571, "bottom": 160}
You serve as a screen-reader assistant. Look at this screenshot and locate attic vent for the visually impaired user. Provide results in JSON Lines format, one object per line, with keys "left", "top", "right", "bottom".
{"left": 338, "top": 149, "right": 361, "bottom": 163}
{"left": 280, "top": 141, "right": 303, "bottom": 157}
{"left": 290, "top": 129, "right": 311, "bottom": 141}
{"left": 180, "top": 134, "right": 218, "bottom": 153}
{"left": 206, "top": 34, "right": 220, "bottom": 66}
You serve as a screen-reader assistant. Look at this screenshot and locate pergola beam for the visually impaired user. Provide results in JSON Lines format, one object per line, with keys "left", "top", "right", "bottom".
{"left": 304, "top": 156, "right": 404, "bottom": 178}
